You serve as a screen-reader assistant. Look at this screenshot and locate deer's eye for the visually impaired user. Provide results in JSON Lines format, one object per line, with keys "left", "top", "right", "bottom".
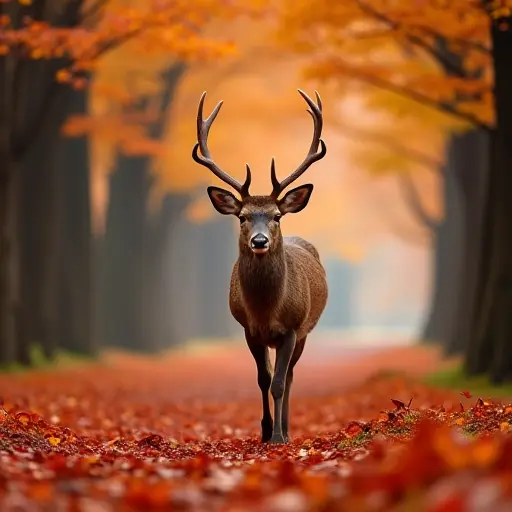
{"left": 274, "top": 214, "right": 282, "bottom": 223}
{"left": 239, "top": 215, "right": 246, "bottom": 224}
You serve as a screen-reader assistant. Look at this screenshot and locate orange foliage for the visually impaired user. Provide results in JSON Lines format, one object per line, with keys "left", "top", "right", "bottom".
{"left": 276, "top": 0, "right": 493, "bottom": 246}
{"left": 276, "top": 0, "right": 494, "bottom": 130}
{"left": 91, "top": 13, "right": 377, "bottom": 261}
{"left": 1, "top": 0, "right": 260, "bottom": 158}
{"left": 2, "top": 0, "right": 441, "bottom": 261}
{"left": 0, "top": 0, "right": 247, "bottom": 70}
{"left": 278, "top": 0, "right": 494, "bottom": 128}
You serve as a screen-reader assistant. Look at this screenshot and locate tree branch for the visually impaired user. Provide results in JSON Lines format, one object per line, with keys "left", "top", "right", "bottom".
{"left": 331, "top": 120, "right": 443, "bottom": 171}
{"left": 353, "top": 12, "right": 490, "bottom": 56}
{"left": 95, "top": 27, "right": 145, "bottom": 57}
{"left": 354, "top": 0, "right": 473, "bottom": 78}
{"left": 412, "top": 24, "right": 489, "bottom": 56}
{"left": 148, "top": 62, "right": 187, "bottom": 140}
{"left": 80, "top": 0, "right": 109, "bottom": 25}
{"left": 369, "top": 180, "right": 433, "bottom": 246}
{"left": 373, "top": 193, "right": 432, "bottom": 246}
{"left": 396, "top": 171, "right": 439, "bottom": 233}
{"left": 329, "top": 58, "right": 492, "bottom": 130}
{"left": 386, "top": 216, "right": 432, "bottom": 246}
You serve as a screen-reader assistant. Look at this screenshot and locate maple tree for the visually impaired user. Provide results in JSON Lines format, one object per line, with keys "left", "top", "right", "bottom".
{"left": 337, "top": 91, "right": 466, "bottom": 352}
{"left": 468, "top": 3, "right": 512, "bottom": 383}
{"left": 0, "top": 0, "right": 259, "bottom": 364}
{"left": 94, "top": 15, "right": 384, "bottom": 351}
{"left": 277, "top": 0, "right": 492, "bottom": 354}
{"left": 276, "top": 0, "right": 493, "bottom": 359}
{"left": 278, "top": 0, "right": 512, "bottom": 381}
{"left": 91, "top": 15, "right": 261, "bottom": 352}
{"left": 278, "top": 0, "right": 493, "bottom": 127}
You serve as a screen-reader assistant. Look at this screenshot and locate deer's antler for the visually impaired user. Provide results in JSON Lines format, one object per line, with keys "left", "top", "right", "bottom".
{"left": 270, "top": 90, "right": 327, "bottom": 199}
{"left": 192, "top": 91, "right": 251, "bottom": 198}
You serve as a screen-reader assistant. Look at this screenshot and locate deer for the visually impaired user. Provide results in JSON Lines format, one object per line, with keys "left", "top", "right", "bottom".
{"left": 192, "top": 89, "right": 328, "bottom": 444}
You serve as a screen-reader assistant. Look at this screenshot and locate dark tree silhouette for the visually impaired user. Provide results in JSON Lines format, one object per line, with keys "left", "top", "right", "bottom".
{"left": 168, "top": 216, "right": 202, "bottom": 344}
{"left": 102, "top": 154, "right": 153, "bottom": 351}
{"left": 146, "top": 193, "right": 190, "bottom": 350}
{"left": 0, "top": 0, "right": 84, "bottom": 365}
{"left": 55, "top": 85, "right": 95, "bottom": 356}
{"left": 465, "top": 9, "right": 512, "bottom": 382}
{"left": 18, "top": 61, "right": 73, "bottom": 362}
{"left": 101, "top": 63, "right": 185, "bottom": 352}
{"left": 197, "top": 217, "right": 238, "bottom": 340}
{"left": 444, "top": 128, "right": 489, "bottom": 355}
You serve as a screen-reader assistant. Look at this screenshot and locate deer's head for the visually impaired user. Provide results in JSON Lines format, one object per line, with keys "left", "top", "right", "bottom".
{"left": 192, "top": 90, "right": 327, "bottom": 256}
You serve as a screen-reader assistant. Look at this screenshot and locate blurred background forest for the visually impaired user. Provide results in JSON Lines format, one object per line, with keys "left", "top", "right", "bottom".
{"left": 0, "top": 0, "right": 510, "bottom": 382}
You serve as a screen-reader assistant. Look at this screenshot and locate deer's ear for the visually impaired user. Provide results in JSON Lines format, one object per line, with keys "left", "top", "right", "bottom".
{"left": 207, "top": 186, "right": 242, "bottom": 216}
{"left": 278, "top": 184, "right": 314, "bottom": 215}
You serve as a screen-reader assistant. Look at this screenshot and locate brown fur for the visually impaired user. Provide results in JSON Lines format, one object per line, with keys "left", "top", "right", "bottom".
{"left": 228, "top": 196, "right": 328, "bottom": 346}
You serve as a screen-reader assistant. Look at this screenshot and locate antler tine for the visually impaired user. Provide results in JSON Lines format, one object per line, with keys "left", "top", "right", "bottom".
{"left": 192, "top": 91, "right": 251, "bottom": 198}
{"left": 270, "top": 89, "right": 327, "bottom": 199}
{"left": 270, "top": 158, "right": 279, "bottom": 191}
{"left": 241, "top": 164, "right": 252, "bottom": 197}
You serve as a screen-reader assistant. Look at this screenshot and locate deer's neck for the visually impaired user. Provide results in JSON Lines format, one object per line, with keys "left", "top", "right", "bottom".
{"left": 238, "top": 244, "right": 286, "bottom": 313}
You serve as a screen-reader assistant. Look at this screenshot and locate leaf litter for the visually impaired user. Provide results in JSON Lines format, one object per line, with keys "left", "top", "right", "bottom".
{"left": 1, "top": 357, "right": 512, "bottom": 511}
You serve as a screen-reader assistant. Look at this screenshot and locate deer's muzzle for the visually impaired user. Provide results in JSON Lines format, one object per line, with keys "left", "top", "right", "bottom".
{"left": 250, "top": 233, "right": 270, "bottom": 254}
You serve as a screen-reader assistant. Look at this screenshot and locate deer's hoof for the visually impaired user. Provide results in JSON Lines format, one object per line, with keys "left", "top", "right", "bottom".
{"left": 269, "top": 433, "right": 288, "bottom": 444}
{"left": 261, "top": 421, "right": 273, "bottom": 443}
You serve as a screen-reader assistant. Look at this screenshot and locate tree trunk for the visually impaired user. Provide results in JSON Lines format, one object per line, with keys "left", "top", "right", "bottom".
{"left": 18, "top": 60, "right": 71, "bottom": 361}
{"left": 421, "top": 147, "right": 463, "bottom": 344}
{"left": 445, "top": 128, "right": 489, "bottom": 355}
{"left": 0, "top": 0, "right": 84, "bottom": 364}
{"left": 103, "top": 159, "right": 142, "bottom": 351}
{"left": 55, "top": 85, "right": 95, "bottom": 356}
{"left": 100, "top": 63, "right": 185, "bottom": 352}
{"left": 144, "top": 213, "right": 163, "bottom": 352}
{"left": 92, "top": 233, "right": 105, "bottom": 350}
{"left": 0, "top": 166, "right": 20, "bottom": 366}
{"left": 421, "top": 36, "right": 486, "bottom": 351}
{"left": 198, "top": 218, "right": 238, "bottom": 339}
{"left": 179, "top": 219, "right": 203, "bottom": 342}
{"left": 102, "top": 155, "right": 153, "bottom": 351}
{"left": 144, "top": 194, "right": 193, "bottom": 351}
{"left": 465, "top": 14, "right": 512, "bottom": 383}
{"left": 159, "top": 193, "right": 190, "bottom": 349}
{"left": 165, "top": 215, "right": 203, "bottom": 344}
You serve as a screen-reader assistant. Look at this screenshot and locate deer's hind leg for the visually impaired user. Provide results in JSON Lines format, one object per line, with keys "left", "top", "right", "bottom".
{"left": 282, "top": 336, "right": 306, "bottom": 442}
{"left": 246, "top": 331, "right": 273, "bottom": 442}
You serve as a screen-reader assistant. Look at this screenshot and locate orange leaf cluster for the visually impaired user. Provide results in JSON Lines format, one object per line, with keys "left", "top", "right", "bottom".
{"left": 278, "top": 0, "right": 494, "bottom": 128}
{"left": 0, "top": 0, "right": 266, "bottom": 161}
{"left": 0, "top": 0, "right": 258, "bottom": 80}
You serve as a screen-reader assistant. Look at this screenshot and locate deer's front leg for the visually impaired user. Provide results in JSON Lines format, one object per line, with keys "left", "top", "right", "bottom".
{"left": 246, "top": 333, "right": 273, "bottom": 442}
{"left": 282, "top": 337, "right": 306, "bottom": 442}
{"left": 270, "top": 330, "right": 296, "bottom": 444}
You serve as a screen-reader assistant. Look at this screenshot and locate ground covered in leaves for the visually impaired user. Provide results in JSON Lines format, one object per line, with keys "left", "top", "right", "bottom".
{"left": 1, "top": 345, "right": 512, "bottom": 511}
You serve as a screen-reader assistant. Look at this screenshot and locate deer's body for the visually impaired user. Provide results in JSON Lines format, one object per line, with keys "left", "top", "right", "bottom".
{"left": 230, "top": 233, "right": 328, "bottom": 344}
{"left": 192, "top": 89, "right": 328, "bottom": 444}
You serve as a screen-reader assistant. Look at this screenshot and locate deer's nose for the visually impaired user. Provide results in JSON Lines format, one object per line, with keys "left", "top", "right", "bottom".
{"left": 250, "top": 233, "right": 269, "bottom": 250}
